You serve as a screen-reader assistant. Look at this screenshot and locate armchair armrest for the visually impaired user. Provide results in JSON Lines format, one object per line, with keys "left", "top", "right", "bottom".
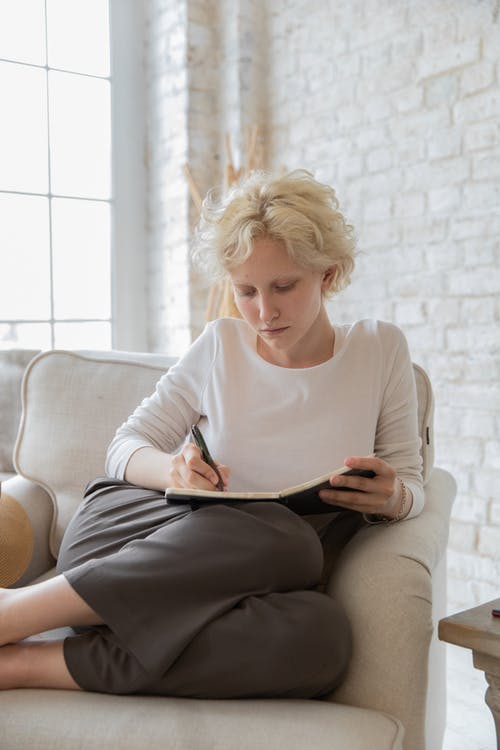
{"left": 325, "top": 467, "right": 456, "bottom": 750}
{"left": 1, "top": 475, "right": 55, "bottom": 586}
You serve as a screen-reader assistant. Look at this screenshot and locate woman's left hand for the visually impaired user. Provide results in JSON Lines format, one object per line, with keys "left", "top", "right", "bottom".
{"left": 318, "top": 455, "right": 406, "bottom": 520}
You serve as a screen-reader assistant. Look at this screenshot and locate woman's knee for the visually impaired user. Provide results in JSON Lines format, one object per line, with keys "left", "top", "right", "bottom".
{"left": 278, "top": 591, "right": 352, "bottom": 698}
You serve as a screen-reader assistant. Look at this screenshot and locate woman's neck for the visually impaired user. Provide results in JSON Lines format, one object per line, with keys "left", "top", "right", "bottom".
{"left": 256, "top": 309, "right": 335, "bottom": 369}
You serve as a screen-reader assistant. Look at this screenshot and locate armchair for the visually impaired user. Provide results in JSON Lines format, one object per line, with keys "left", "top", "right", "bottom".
{"left": 0, "top": 349, "right": 456, "bottom": 750}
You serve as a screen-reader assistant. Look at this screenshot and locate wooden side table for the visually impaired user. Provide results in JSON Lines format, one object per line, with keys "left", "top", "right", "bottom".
{"left": 439, "top": 598, "right": 500, "bottom": 750}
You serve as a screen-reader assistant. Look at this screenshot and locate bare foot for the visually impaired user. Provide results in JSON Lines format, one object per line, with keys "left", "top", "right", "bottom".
{"left": 0, "top": 588, "right": 18, "bottom": 646}
{"left": 0, "top": 577, "right": 102, "bottom": 646}
{"left": 0, "top": 640, "right": 80, "bottom": 690}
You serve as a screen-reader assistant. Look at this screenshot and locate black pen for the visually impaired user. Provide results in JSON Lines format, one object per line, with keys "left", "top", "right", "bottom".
{"left": 190, "top": 425, "right": 225, "bottom": 491}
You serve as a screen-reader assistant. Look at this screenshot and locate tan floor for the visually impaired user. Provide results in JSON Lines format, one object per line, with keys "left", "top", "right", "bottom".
{"left": 442, "top": 643, "right": 496, "bottom": 750}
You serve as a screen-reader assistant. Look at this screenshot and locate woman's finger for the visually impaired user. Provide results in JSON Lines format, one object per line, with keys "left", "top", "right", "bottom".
{"left": 172, "top": 445, "right": 222, "bottom": 490}
{"left": 320, "top": 455, "right": 401, "bottom": 516}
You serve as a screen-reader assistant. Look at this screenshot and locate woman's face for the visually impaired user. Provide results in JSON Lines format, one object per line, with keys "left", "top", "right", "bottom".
{"left": 230, "top": 237, "right": 334, "bottom": 367}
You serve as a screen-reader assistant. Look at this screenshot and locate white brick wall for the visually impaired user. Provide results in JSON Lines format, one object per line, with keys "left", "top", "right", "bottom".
{"left": 145, "top": 0, "right": 500, "bottom": 612}
{"left": 146, "top": 0, "right": 269, "bottom": 345}
{"left": 145, "top": 0, "right": 191, "bottom": 354}
{"left": 262, "top": 0, "right": 500, "bottom": 613}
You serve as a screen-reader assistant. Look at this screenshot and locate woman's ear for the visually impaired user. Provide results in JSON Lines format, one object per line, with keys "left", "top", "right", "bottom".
{"left": 321, "top": 265, "right": 338, "bottom": 293}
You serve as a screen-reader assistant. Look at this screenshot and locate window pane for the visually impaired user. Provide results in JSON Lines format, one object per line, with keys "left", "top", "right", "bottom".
{"left": 0, "top": 63, "right": 48, "bottom": 193}
{"left": 47, "top": 0, "right": 110, "bottom": 77}
{"left": 49, "top": 71, "right": 111, "bottom": 199}
{"left": 0, "top": 194, "right": 51, "bottom": 319}
{"left": 52, "top": 198, "right": 111, "bottom": 319}
{"left": 0, "top": 0, "right": 46, "bottom": 66}
{"left": 0, "top": 322, "right": 51, "bottom": 350}
{"left": 54, "top": 321, "right": 111, "bottom": 350}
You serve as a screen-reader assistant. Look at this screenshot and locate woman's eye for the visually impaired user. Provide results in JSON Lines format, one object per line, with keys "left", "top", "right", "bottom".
{"left": 275, "top": 283, "right": 296, "bottom": 293}
{"left": 236, "top": 288, "right": 255, "bottom": 298}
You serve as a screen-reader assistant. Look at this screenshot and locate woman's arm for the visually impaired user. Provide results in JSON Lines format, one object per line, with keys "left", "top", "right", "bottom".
{"left": 124, "top": 444, "right": 229, "bottom": 492}
{"left": 105, "top": 323, "right": 218, "bottom": 485}
{"left": 123, "top": 446, "right": 174, "bottom": 490}
{"left": 319, "top": 324, "right": 422, "bottom": 521}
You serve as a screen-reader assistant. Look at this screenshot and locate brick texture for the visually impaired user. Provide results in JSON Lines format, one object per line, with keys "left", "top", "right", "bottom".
{"left": 145, "top": 0, "right": 191, "bottom": 353}
{"left": 145, "top": 0, "right": 500, "bottom": 612}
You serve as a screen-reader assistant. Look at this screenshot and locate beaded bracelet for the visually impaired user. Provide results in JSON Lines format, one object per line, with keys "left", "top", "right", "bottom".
{"left": 363, "top": 478, "right": 408, "bottom": 526}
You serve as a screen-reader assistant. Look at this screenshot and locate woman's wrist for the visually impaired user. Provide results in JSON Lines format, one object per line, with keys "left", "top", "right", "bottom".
{"left": 363, "top": 478, "right": 413, "bottom": 525}
{"left": 385, "top": 478, "right": 408, "bottom": 521}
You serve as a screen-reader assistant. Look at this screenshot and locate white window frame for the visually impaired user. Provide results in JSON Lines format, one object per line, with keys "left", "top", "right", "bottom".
{"left": 0, "top": 0, "right": 147, "bottom": 352}
{"left": 109, "top": 0, "right": 147, "bottom": 351}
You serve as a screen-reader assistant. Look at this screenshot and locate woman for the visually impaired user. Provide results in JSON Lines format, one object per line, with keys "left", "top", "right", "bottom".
{"left": 0, "top": 170, "right": 423, "bottom": 696}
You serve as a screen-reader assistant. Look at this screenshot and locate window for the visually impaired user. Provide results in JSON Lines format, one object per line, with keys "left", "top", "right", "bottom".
{"left": 0, "top": 0, "right": 146, "bottom": 351}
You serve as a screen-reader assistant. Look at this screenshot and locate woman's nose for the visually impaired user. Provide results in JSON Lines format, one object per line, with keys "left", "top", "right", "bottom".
{"left": 259, "top": 294, "right": 278, "bottom": 323}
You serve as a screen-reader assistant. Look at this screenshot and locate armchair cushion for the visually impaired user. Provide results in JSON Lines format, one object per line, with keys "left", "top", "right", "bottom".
{"left": 0, "top": 691, "right": 404, "bottom": 750}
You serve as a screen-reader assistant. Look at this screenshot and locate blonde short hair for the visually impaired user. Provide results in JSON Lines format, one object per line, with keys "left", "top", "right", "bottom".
{"left": 191, "top": 169, "right": 356, "bottom": 297}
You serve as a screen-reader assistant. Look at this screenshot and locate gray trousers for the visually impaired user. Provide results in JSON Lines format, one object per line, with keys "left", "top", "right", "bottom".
{"left": 56, "top": 479, "right": 359, "bottom": 698}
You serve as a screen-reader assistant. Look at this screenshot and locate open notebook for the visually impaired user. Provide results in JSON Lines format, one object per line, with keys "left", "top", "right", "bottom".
{"left": 165, "top": 466, "right": 375, "bottom": 515}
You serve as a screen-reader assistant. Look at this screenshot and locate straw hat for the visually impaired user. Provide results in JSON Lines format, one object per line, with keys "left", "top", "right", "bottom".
{"left": 0, "top": 490, "right": 34, "bottom": 587}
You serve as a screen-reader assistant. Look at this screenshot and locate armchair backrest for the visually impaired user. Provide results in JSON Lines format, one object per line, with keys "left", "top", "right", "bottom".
{"left": 0, "top": 349, "right": 40, "bottom": 475}
{"left": 14, "top": 350, "right": 175, "bottom": 557}
{"left": 14, "top": 350, "right": 434, "bottom": 559}
{"left": 413, "top": 363, "right": 434, "bottom": 485}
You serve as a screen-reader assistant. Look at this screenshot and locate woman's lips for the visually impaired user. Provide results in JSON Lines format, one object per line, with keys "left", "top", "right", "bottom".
{"left": 260, "top": 326, "right": 289, "bottom": 336}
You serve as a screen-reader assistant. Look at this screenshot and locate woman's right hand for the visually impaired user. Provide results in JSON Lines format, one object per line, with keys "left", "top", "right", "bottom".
{"left": 168, "top": 443, "right": 230, "bottom": 491}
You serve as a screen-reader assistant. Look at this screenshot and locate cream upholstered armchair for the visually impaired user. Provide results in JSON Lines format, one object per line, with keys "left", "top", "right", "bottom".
{"left": 0, "top": 349, "right": 456, "bottom": 750}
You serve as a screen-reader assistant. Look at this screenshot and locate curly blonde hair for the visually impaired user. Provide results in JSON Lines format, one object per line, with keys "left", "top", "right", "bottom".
{"left": 191, "top": 169, "right": 356, "bottom": 297}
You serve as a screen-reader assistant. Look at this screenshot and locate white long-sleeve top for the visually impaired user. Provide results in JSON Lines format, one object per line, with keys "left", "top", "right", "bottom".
{"left": 106, "top": 317, "right": 424, "bottom": 519}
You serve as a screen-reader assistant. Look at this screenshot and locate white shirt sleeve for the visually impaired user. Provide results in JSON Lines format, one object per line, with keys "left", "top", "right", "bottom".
{"left": 375, "top": 324, "right": 424, "bottom": 519}
{"left": 105, "top": 324, "right": 217, "bottom": 479}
